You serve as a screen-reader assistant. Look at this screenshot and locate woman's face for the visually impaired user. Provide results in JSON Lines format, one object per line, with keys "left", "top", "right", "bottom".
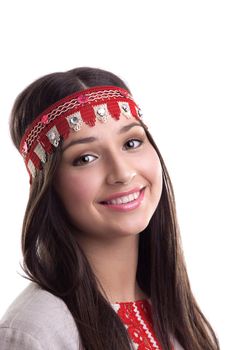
{"left": 55, "top": 116, "right": 163, "bottom": 240}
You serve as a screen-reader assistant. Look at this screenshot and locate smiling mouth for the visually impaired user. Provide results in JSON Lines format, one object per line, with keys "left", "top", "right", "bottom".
{"left": 100, "top": 187, "right": 145, "bottom": 206}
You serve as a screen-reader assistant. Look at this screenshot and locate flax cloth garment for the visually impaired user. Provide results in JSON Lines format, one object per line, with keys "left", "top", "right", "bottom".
{"left": 0, "top": 283, "right": 184, "bottom": 349}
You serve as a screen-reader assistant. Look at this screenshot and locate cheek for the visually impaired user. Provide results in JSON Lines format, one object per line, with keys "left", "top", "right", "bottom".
{"left": 140, "top": 147, "right": 163, "bottom": 185}
{"left": 153, "top": 156, "right": 163, "bottom": 184}
{"left": 55, "top": 169, "right": 100, "bottom": 210}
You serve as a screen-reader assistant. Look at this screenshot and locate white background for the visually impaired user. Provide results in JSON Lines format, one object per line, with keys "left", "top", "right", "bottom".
{"left": 0, "top": 1, "right": 232, "bottom": 348}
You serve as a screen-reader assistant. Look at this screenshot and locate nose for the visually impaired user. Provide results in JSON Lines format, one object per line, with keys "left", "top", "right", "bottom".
{"left": 106, "top": 153, "right": 137, "bottom": 185}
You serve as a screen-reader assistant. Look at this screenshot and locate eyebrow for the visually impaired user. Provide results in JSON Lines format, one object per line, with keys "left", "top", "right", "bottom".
{"left": 62, "top": 122, "right": 144, "bottom": 152}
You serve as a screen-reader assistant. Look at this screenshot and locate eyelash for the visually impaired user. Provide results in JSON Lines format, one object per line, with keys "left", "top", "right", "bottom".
{"left": 72, "top": 138, "right": 143, "bottom": 167}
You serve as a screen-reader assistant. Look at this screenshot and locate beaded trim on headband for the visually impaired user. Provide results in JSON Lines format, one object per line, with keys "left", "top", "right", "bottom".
{"left": 19, "top": 85, "right": 143, "bottom": 180}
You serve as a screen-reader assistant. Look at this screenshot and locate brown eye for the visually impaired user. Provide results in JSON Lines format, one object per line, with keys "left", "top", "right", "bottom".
{"left": 124, "top": 139, "right": 142, "bottom": 150}
{"left": 72, "top": 154, "right": 97, "bottom": 166}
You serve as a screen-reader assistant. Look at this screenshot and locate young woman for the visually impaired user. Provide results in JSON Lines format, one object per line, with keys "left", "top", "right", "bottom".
{"left": 0, "top": 67, "right": 220, "bottom": 349}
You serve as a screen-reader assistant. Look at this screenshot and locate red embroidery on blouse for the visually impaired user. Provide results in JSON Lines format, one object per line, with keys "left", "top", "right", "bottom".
{"left": 112, "top": 299, "right": 162, "bottom": 349}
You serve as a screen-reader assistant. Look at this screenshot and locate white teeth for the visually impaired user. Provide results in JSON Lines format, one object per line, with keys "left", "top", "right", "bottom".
{"left": 128, "top": 194, "right": 135, "bottom": 202}
{"left": 107, "top": 191, "right": 140, "bottom": 205}
{"left": 115, "top": 198, "right": 123, "bottom": 205}
{"left": 133, "top": 193, "right": 138, "bottom": 200}
{"left": 122, "top": 196, "right": 129, "bottom": 203}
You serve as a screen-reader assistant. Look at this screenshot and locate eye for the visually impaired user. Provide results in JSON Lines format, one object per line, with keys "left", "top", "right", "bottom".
{"left": 124, "top": 139, "right": 143, "bottom": 150}
{"left": 72, "top": 154, "right": 97, "bottom": 166}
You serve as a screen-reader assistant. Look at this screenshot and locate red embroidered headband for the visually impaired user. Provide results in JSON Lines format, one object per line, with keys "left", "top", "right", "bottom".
{"left": 19, "top": 85, "right": 143, "bottom": 180}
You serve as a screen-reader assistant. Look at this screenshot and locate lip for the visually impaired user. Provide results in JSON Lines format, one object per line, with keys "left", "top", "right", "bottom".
{"left": 99, "top": 187, "right": 146, "bottom": 212}
{"left": 100, "top": 186, "right": 145, "bottom": 203}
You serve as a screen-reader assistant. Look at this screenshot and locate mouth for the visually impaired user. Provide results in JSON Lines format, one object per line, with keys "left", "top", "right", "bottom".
{"left": 99, "top": 187, "right": 146, "bottom": 210}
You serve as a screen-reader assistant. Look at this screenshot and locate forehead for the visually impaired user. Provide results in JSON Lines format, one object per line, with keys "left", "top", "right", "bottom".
{"left": 62, "top": 117, "right": 144, "bottom": 148}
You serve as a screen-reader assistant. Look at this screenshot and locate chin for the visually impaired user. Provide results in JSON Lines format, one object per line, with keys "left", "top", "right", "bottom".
{"left": 110, "top": 220, "right": 150, "bottom": 237}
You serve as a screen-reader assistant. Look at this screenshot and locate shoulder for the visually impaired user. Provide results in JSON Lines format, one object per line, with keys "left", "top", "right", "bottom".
{"left": 0, "top": 283, "right": 81, "bottom": 350}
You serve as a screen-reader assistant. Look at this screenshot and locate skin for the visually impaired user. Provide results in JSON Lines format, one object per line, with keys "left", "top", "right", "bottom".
{"left": 55, "top": 116, "right": 163, "bottom": 303}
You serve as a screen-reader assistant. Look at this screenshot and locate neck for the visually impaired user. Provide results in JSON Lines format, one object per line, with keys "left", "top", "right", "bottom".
{"left": 76, "top": 233, "right": 147, "bottom": 303}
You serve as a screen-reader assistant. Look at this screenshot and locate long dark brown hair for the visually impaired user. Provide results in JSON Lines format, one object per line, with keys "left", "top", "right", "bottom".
{"left": 10, "top": 67, "right": 220, "bottom": 350}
